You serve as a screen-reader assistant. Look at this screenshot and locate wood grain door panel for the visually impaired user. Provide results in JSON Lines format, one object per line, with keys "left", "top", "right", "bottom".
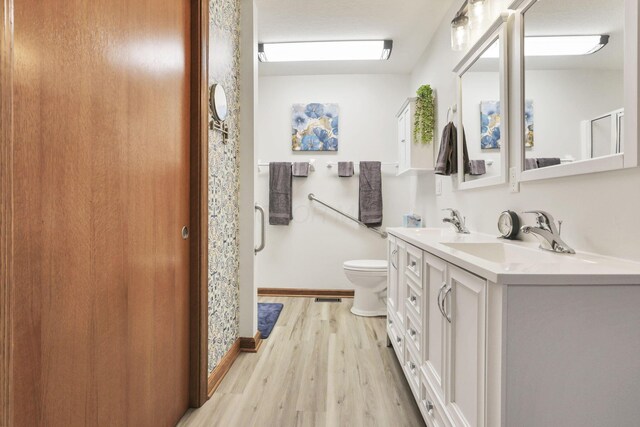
{"left": 9, "top": 0, "right": 191, "bottom": 425}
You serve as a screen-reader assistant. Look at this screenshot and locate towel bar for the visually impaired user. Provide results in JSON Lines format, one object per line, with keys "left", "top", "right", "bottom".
{"left": 325, "top": 161, "right": 398, "bottom": 169}
{"left": 257, "top": 159, "right": 316, "bottom": 173}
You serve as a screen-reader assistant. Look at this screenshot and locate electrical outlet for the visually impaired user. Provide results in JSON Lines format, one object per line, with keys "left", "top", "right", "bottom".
{"left": 509, "top": 167, "right": 520, "bottom": 193}
{"left": 435, "top": 178, "right": 443, "bottom": 195}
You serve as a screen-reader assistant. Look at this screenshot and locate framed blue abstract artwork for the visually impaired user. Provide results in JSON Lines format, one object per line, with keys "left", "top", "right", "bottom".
{"left": 480, "top": 100, "right": 501, "bottom": 149}
{"left": 292, "top": 103, "right": 339, "bottom": 151}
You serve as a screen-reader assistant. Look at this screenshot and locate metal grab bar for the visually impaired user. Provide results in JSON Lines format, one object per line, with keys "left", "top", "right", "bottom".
{"left": 255, "top": 204, "right": 266, "bottom": 254}
{"left": 308, "top": 193, "right": 388, "bottom": 239}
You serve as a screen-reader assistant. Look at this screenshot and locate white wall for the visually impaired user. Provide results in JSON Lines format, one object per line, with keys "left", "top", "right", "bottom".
{"left": 410, "top": 1, "right": 640, "bottom": 262}
{"left": 256, "top": 74, "right": 412, "bottom": 289}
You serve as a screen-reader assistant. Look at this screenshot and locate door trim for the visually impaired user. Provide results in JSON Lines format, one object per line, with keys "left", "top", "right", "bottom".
{"left": 0, "top": 0, "right": 13, "bottom": 425}
{"left": 189, "top": 0, "right": 210, "bottom": 409}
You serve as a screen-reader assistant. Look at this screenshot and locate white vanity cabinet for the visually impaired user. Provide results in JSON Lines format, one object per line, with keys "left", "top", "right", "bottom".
{"left": 396, "top": 98, "right": 434, "bottom": 176}
{"left": 387, "top": 228, "right": 640, "bottom": 427}
{"left": 388, "top": 238, "right": 487, "bottom": 427}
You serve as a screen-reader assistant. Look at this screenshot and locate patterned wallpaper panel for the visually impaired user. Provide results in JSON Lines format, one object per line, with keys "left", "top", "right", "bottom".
{"left": 208, "top": 0, "right": 240, "bottom": 375}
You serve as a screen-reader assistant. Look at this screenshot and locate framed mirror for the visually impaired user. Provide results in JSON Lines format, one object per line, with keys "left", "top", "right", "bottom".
{"left": 513, "top": 0, "right": 638, "bottom": 182}
{"left": 454, "top": 14, "right": 510, "bottom": 190}
{"left": 209, "top": 83, "right": 228, "bottom": 122}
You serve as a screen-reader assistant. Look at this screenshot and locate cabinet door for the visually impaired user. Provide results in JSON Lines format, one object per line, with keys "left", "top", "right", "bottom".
{"left": 445, "top": 265, "right": 487, "bottom": 427}
{"left": 387, "top": 237, "right": 399, "bottom": 312}
{"left": 404, "top": 107, "right": 412, "bottom": 167}
{"left": 423, "top": 252, "right": 449, "bottom": 402}
{"left": 395, "top": 240, "right": 407, "bottom": 326}
{"left": 398, "top": 110, "right": 407, "bottom": 170}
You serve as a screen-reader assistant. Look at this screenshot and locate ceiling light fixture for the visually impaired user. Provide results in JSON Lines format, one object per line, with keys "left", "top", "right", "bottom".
{"left": 481, "top": 35, "right": 609, "bottom": 58}
{"left": 257, "top": 40, "right": 393, "bottom": 62}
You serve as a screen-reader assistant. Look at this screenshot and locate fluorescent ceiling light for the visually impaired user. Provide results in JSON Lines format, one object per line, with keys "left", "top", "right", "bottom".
{"left": 258, "top": 40, "right": 393, "bottom": 62}
{"left": 482, "top": 35, "right": 609, "bottom": 59}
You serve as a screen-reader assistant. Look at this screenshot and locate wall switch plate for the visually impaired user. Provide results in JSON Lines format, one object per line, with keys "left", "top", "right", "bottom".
{"left": 509, "top": 167, "right": 519, "bottom": 193}
{"left": 435, "top": 178, "right": 443, "bottom": 195}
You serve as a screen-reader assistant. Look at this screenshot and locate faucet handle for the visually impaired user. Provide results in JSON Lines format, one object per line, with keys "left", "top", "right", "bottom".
{"left": 523, "top": 210, "right": 558, "bottom": 233}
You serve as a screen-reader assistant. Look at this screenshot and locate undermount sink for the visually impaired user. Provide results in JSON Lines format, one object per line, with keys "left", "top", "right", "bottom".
{"left": 442, "top": 242, "right": 583, "bottom": 264}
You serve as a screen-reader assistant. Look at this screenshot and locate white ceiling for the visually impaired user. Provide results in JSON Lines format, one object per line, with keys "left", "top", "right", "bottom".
{"left": 256, "top": 0, "right": 455, "bottom": 76}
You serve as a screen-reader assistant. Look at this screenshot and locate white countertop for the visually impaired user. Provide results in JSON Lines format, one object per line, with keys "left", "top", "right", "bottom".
{"left": 387, "top": 227, "right": 640, "bottom": 285}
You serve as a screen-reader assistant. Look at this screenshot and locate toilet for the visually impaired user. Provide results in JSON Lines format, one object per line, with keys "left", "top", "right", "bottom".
{"left": 343, "top": 260, "right": 388, "bottom": 317}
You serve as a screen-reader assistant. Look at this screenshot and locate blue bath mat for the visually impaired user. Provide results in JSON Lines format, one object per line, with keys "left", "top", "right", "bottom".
{"left": 258, "top": 303, "right": 284, "bottom": 339}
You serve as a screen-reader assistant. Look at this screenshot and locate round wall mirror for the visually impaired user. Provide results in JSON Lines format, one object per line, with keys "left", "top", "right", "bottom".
{"left": 209, "top": 83, "right": 228, "bottom": 122}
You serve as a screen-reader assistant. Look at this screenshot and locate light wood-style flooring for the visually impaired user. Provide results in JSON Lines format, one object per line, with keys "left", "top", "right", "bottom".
{"left": 178, "top": 297, "right": 424, "bottom": 427}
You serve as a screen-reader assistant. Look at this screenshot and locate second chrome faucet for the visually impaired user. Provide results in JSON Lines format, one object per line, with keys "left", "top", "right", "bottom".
{"left": 520, "top": 210, "right": 575, "bottom": 254}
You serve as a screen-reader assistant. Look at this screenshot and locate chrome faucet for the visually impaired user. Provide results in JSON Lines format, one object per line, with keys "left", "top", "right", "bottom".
{"left": 520, "top": 210, "right": 575, "bottom": 254}
{"left": 442, "top": 208, "right": 470, "bottom": 234}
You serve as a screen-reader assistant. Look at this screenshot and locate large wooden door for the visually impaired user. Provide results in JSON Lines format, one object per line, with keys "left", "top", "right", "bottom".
{"left": 6, "top": 0, "right": 192, "bottom": 425}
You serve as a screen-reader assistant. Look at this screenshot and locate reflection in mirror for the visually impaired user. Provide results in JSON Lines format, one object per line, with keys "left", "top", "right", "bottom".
{"left": 461, "top": 37, "right": 502, "bottom": 182}
{"left": 523, "top": 0, "right": 624, "bottom": 170}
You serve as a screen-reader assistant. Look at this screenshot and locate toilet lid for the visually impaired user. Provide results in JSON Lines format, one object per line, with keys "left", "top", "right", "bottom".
{"left": 344, "top": 259, "right": 387, "bottom": 271}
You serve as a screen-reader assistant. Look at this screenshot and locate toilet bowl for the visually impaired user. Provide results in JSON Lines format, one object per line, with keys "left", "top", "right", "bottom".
{"left": 343, "top": 260, "right": 388, "bottom": 317}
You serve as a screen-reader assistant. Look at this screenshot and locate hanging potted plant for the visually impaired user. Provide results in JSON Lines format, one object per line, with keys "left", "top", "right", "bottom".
{"left": 414, "top": 84, "right": 435, "bottom": 145}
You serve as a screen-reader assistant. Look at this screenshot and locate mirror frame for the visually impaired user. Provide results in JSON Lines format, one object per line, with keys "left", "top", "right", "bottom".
{"left": 512, "top": 0, "right": 639, "bottom": 182}
{"left": 453, "top": 13, "right": 511, "bottom": 191}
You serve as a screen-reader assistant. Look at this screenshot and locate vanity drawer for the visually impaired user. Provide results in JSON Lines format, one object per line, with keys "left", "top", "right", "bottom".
{"left": 405, "top": 276, "right": 422, "bottom": 319}
{"left": 405, "top": 244, "right": 422, "bottom": 282}
{"left": 420, "top": 374, "right": 451, "bottom": 427}
{"left": 404, "top": 341, "right": 421, "bottom": 393}
{"left": 405, "top": 309, "right": 422, "bottom": 356}
{"left": 387, "top": 311, "right": 404, "bottom": 361}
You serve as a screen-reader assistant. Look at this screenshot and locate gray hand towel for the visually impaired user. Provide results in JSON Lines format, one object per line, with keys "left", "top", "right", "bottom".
{"left": 338, "top": 161, "right": 354, "bottom": 177}
{"left": 536, "top": 158, "right": 561, "bottom": 168}
{"left": 468, "top": 160, "right": 486, "bottom": 176}
{"left": 435, "top": 122, "right": 470, "bottom": 176}
{"left": 435, "top": 122, "right": 455, "bottom": 175}
{"left": 292, "top": 162, "right": 309, "bottom": 177}
{"left": 269, "top": 162, "right": 293, "bottom": 225}
{"left": 524, "top": 158, "right": 538, "bottom": 170}
{"left": 358, "top": 161, "right": 383, "bottom": 227}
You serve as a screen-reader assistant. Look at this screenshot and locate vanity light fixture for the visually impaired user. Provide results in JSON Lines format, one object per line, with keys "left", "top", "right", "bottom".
{"left": 451, "top": 12, "right": 470, "bottom": 51}
{"left": 482, "top": 35, "right": 610, "bottom": 58}
{"left": 469, "top": 0, "right": 487, "bottom": 28}
{"left": 257, "top": 40, "right": 393, "bottom": 62}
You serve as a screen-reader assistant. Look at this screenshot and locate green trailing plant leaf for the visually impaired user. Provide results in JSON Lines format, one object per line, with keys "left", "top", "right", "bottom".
{"left": 414, "top": 84, "right": 435, "bottom": 145}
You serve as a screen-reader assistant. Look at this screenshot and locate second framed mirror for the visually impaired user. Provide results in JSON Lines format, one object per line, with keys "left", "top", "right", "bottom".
{"left": 453, "top": 13, "right": 510, "bottom": 190}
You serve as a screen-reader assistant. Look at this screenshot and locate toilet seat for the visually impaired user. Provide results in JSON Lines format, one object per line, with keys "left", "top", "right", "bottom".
{"left": 343, "top": 259, "right": 387, "bottom": 272}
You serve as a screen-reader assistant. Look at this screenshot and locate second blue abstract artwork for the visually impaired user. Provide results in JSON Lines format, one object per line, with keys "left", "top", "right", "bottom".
{"left": 292, "top": 103, "right": 339, "bottom": 151}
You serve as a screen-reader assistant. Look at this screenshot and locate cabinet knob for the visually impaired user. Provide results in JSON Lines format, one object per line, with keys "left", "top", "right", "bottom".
{"left": 409, "top": 362, "right": 416, "bottom": 370}
{"left": 396, "top": 336, "right": 402, "bottom": 343}
{"left": 410, "top": 295, "right": 417, "bottom": 303}
{"left": 409, "top": 329, "right": 416, "bottom": 337}
{"left": 388, "top": 318, "right": 393, "bottom": 325}
{"left": 423, "top": 400, "right": 434, "bottom": 415}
